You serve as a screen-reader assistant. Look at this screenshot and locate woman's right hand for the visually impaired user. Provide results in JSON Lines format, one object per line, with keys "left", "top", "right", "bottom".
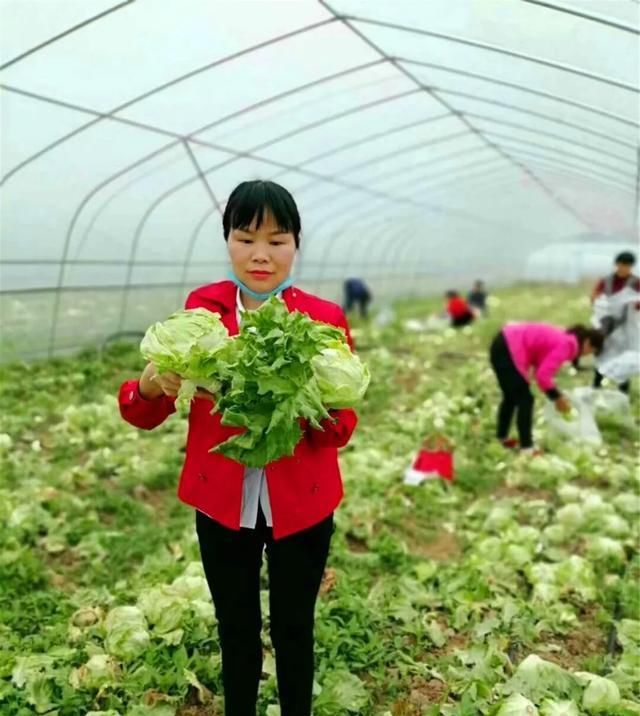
{"left": 138, "top": 362, "right": 182, "bottom": 399}
{"left": 555, "top": 395, "right": 571, "bottom": 414}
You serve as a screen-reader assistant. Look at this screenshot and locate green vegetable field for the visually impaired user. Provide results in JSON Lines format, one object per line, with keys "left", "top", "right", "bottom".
{"left": 1, "top": 284, "right": 638, "bottom": 716}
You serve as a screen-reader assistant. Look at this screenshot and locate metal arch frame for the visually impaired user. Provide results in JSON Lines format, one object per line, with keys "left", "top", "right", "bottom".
{"left": 408, "top": 165, "right": 635, "bottom": 235}
{"left": 287, "top": 143, "right": 492, "bottom": 212}
{"left": 139, "top": 86, "right": 427, "bottom": 205}
{"left": 334, "top": 216, "right": 398, "bottom": 284}
{"left": 0, "top": 0, "right": 136, "bottom": 70}
{"left": 181, "top": 139, "right": 222, "bottom": 212}
{"left": 478, "top": 150, "right": 638, "bottom": 200}
{"left": 362, "top": 157, "right": 636, "bottom": 226}
{"left": 422, "top": 173, "right": 634, "bottom": 225}
{"left": 318, "top": 0, "right": 592, "bottom": 228}
{"left": 326, "top": 129, "right": 472, "bottom": 179}
{"left": 0, "top": 17, "right": 341, "bottom": 185}
{"left": 415, "top": 152, "right": 635, "bottom": 198}
{"left": 297, "top": 143, "right": 618, "bottom": 240}
{"left": 31, "top": 89, "right": 480, "bottom": 354}
{"left": 480, "top": 130, "right": 637, "bottom": 181}
{"left": 394, "top": 57, "right": 639, "bottom": 132}
{"left": 68, "top": 60, "right": 397, "bottom": 260}
{"left": 299, "top": 163, "right": 540, "bottom": 238}
{"left": 0, "top": 258, "right": 225, "bottom": 268}
{"left": 359, "top": 154, "right": 510, "bottom": 196}
{"left": 288, "top": 111, "right": 452, "bottom": 169}
{"left": 431, "top": 87, "right": 638, "bottom": 154}
{"left": 54, "top": 87, "right": 443, "bottom": 301}
{"left": 521, "top": 0, "right": 640, "bottom": 35}
{"left": 369, "top": 158, "right": 520, "bottom": 197}
{"left": 301, "top": 193, "right": 422, "bottom": 246}
{"left": 2, "top": 5, "right": 634, "bottom": 186}
{"left": 422, "top": 162, "right": 635, "bottom": 201}
{"left": 107, "top": 127, "right": 536, "bottom": 339}
{"left": 5, "top": 8, "right": 616, "bottom": 249}
{"left": 339, "top": 219, "right": 411, "bottom": 293}
{"left": 288, "top": 84, "right": 638, "bottom": 198}
{"left": 399, "top": 154, "right": 634, "bottom": 199}
{"left": 66, "top": 53, "right": 634, "bottom": 260}
{"left": 73, "top": 147, "right": 189, "bottom": 261}
{"left": 177, "top": 206, "right": 220, "bottom": 303}
{"left": 460, "top": 111, "right": 634, "bottom": 166}
{"left": 2, "top": 5, "right": 634, "bottom": 352}
{"left": 3, "top": 39, "right": 624, "bottom": 229}
{"left": 340, "top": 14, "right": 639, "bottom": 94}
{"left": 338, "top": 138, "right": 634, "bottom": 199}
{"left": 181, "top": 57, "right": 390, "bottom": 142}
{"left": 504, "top": 160, "right": 637, "bottom": 204}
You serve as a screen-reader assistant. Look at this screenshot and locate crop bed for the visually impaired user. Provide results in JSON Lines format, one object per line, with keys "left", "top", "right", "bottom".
{"left": 1, "top": 284, "right": 638, "bottom": 715}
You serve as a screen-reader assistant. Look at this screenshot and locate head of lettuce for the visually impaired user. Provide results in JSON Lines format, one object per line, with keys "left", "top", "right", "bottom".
{"left": 140, "top": 307, "right": 229, "bottom": 411}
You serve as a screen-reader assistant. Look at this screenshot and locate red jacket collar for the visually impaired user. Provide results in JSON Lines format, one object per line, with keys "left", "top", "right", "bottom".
{"left": 189, "top": 280, "right": 300, "bottom": 314}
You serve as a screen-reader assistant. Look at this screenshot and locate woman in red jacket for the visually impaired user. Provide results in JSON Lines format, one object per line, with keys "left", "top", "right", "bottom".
{"left": 445, "top": 289, "right": 475, "bottom": 327}
{"left": 118, "top": 180, "right": 358, "bottom": 716}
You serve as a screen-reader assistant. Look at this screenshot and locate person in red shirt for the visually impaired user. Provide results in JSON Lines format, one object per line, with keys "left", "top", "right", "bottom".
{"left": 118, "top": 180, "right": 358, "bottom": 716}
{"left": 590, "top": 251, "right": 639, "bottom": 393}
{"left": 445, "top": 290, "right": 475, "bottom": 327}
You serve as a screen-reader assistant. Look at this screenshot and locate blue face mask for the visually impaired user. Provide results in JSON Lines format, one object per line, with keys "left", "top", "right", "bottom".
{"left": 227, "top": 271, "right": 294, "bottom": 301}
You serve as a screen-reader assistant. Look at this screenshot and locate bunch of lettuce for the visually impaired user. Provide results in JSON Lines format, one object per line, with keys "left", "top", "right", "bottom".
{"left": 211, "top": 297, "right": 369, "bottom": 467}
{"left": 140, "top": 308, "right": 228, "bottom": 410}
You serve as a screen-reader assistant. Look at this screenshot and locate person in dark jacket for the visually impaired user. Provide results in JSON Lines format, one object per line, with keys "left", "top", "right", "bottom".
{"left": 468, "top": 280, "right": 488, "bottom": 316}
{"left": 343, "top": 277, "right": 372, "bottom": 318}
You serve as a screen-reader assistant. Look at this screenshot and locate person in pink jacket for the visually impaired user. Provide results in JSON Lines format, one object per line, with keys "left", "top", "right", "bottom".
{"left": 489, "top": 323, "right": 604, "bottom": 452}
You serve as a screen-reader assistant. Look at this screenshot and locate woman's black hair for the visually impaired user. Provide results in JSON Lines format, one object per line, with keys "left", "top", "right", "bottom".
{"left": 222, "top": 180, "right": 301, "bottom": 248}
{"left": 567, "top": 324, "right": 605, "bottom": 355}
{"left": 445, "top": 289, "right": 459, "bottom": 298}
{"left": 615, "top": 251, "right": 636, "bottom": 265}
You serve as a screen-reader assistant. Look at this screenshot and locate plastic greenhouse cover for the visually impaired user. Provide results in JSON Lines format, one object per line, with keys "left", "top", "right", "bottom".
{"left": 0, "top": 0, "right": 638, "bottom": 358}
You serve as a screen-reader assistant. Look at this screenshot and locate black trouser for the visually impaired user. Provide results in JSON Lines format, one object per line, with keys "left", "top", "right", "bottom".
{"left": 451, "top": 312, "right": 474, "bottom": 327}
{"left": 195, "top": 509, "right": 334, "bottom": 716}
{"left": 593, "top": 369, "right": 630, "bottom": 394}
{"left": 490, "top": 332, "right": 534, "bottom": 448}
{"left": 344, "top": 294, "right": 370, "bottom": 318}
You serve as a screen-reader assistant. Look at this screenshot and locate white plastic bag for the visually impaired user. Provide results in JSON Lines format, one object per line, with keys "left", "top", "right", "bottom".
{"left": 598, "top": 349, "right": 639, "bottom": 384}
{"left": 544, "top": 389, "right": 602, "bottom": 446}
{"left": 593, "top": 288, "right": 640, "bottom": 383}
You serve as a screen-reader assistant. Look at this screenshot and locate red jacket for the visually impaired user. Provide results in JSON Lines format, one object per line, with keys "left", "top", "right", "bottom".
{"left": 118, "top": 281, "right": 358, "bottom": 539}
{"left": 447, "top": 296, "right": 472, "bottom": 319}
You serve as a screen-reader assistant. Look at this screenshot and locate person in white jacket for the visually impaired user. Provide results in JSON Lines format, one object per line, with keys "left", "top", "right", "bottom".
{"left": 591, "top": 252, "right": 640, "bottom": 393}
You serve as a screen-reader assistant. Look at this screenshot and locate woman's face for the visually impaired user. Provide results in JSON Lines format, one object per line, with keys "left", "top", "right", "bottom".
{"left": 227, "top": 211, "right": 297, "bottom": 294}
{"left": 581, "top": 339, "right": 594, "bottom": 357}
{"left": 616, "top": 262, "right": 632, "bottom": 278}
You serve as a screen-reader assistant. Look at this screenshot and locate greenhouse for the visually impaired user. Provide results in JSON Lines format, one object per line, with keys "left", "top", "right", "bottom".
{"left": 0, "top": 1, "right": 639, "bottom": 715}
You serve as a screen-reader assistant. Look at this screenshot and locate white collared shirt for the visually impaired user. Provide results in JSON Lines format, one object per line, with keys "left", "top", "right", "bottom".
{"left": 236, "top": 287, "right": 273, "bottom": 529}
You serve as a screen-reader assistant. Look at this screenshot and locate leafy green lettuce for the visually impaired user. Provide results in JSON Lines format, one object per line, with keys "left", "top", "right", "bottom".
{"left": 211, "top": 297, "right": 367, "bottom": 467}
